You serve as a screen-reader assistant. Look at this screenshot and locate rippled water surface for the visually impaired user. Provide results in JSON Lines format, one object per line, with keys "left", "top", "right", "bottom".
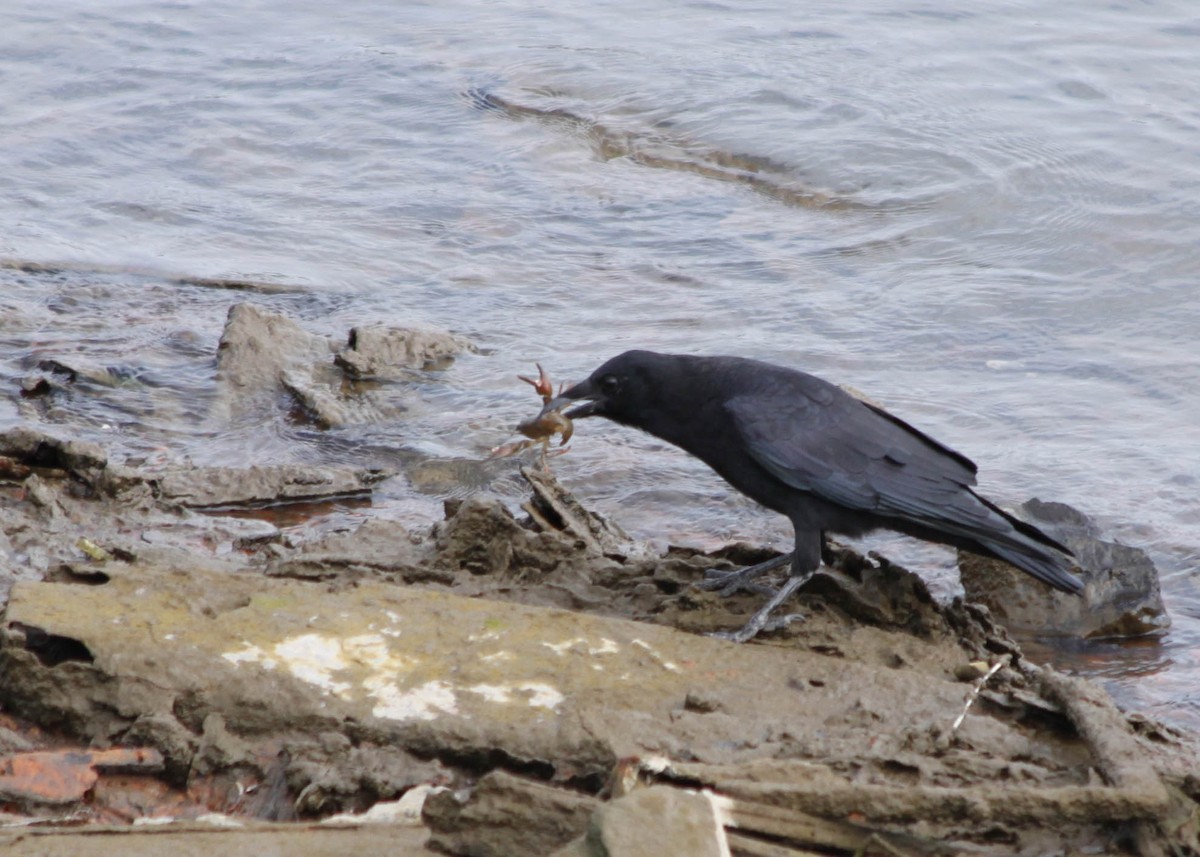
{"left": 2, "top": 0, "right": 1198, "bottom": 725}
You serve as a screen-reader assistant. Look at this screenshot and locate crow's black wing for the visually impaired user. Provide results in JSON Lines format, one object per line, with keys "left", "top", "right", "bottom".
{"left": 723, "top": 376, "right": 990, "bottom": 530}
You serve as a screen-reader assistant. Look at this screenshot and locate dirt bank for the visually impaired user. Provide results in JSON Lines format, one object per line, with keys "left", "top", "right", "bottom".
{"left": 1, "top": 304, "right": 1195, "bottom": 855}
{"left": 1, "top": 428, "right": 1197, "bottom": 856}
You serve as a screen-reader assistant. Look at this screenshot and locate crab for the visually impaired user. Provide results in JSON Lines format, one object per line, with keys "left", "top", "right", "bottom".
{"left": 488, "top": 363, "right": 574, "bottom": 465}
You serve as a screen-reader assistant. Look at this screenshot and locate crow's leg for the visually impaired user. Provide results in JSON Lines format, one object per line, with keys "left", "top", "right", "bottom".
{"left": 710, "top": 527, "right": 822, "bottom": 643}
{"left": 697, "top": 552, "right": 791, "bottom": 596}
{"left": 710, "top": 571, "right": 813, "bottom": 643}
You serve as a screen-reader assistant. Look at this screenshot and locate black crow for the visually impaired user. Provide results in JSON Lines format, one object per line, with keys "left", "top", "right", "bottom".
{"left": 540, "top": 350, "right": 1083, "bottom": 641}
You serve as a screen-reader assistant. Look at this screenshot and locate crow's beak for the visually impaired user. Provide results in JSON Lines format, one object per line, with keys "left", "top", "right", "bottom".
{"left": 539, "top": 380, "right": 601, "bottom": 420}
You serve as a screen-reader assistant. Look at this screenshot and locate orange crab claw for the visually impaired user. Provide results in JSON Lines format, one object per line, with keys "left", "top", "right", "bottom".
{"left": 517, "top": 363, "right": 555, "bottom": 403}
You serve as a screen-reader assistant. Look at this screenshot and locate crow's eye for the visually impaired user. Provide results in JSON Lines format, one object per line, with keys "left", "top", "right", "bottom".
{"left": 599, "top": 374, "right": 620, "bottom": 395}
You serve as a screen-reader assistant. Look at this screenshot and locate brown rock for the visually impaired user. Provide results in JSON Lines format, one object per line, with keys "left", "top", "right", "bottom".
{"left": 960, "top": 499, "right": 1168, "bottom": 638}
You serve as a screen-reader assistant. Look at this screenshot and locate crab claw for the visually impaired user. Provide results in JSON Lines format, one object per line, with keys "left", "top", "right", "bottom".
{"left": 517, "top": 363, "right": 555, "bottom": 403}
{"left": 488, "top": 439, "right": 534, "bottom": 459}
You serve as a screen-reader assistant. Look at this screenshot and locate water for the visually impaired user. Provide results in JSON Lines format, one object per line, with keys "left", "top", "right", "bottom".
{"left": 1, "top": 0, "right": 1197, "bottom": 726}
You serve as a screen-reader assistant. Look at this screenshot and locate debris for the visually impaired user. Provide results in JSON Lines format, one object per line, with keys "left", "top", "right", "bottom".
{"left": 74, "top": 538, "right": 111, "bottom": 563}
{"left": 951, "top": 657, "right": 1007, "bottom": 732}
{"left": 0, "top": 748, "right": 163, "bottom": 805}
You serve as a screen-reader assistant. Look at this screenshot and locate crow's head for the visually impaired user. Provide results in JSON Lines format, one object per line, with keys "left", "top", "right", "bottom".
{"left": 539, "top": 350, "right": 667, "bottom": 428}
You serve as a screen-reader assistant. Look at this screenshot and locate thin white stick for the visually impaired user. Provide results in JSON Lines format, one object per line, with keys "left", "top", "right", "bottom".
{"left": 952, "top": 656, "right": 1008, "bottom": 732}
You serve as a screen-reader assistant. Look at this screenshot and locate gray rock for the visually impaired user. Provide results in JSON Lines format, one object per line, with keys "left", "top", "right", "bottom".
{"left": 335, "top": 325, "right": 476, "bottom": 380}
{"left": 959, "top": 499, "right": 1168, "bottom": 638}
{"left": 425, "top": 771, "right": 597, "bottom": 857}
{"left": 0, "top": 427, "right": 108, "bottom": 474}
{"left": 149, "top": 463, "right": 391, "bottom": 509}
{"left": 580, "top": 787, "right": 727, "bottom": 857}
{"left": 214, "top": 303, "right": 338, "bottom": 423}
{"left": 213, "top": 305, "right": 474, "bottom": 427}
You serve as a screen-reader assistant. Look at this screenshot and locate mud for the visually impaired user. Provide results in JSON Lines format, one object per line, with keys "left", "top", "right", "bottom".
{"left": 1, "top": 306, "right": 1196, "bottom": 856}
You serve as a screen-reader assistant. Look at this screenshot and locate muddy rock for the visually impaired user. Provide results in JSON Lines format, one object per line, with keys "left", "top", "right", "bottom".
{"left": 265, "top": 517, "right": 441, "bottom": 584}
{"left": 334, "top": 324, "right": 477, "bottom": 380}
{"left": 520, "top": 465, "right": 643, "bottom": 560}
{"left": 425, "top": 770, "right": 598, "bottom": 857}
{"left": 0, "top": 427, "right": 1197, "bottom": 854}
{"left": 960, "top": 498, "right": 1168, "bottom": 638}
{"left": 560, "top": 786, "right": 727, "bottom": 857}
{"left": 433, "top": 494, "right": 607, "bottom": 585}
{"left": 141, "top": 463, "right": 391, "bottom": 510}
{"left": 0, "top": 426, "right": 391, "bottom": 609}
{"left": 0, "top": 426, "right": 108, "bottom": 475}
{"left": 0, "top": 561, "right": 1062, "bottom": 791}
{"left": 212, "top": 304, "right": 474, "bottom": 428}
{"left": 4, "top": 545, "right": 1198, "bottom": 853}
{"left": 214, "top": 303, "right": 340, "bottom": 423}
{"left": 0, "top": 822, "right": 435, "bottom": 857}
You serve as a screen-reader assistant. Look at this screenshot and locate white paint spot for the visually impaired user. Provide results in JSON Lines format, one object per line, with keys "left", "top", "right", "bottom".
{"left": 368, "top": 679, "right": 458, "bottom": 721}
{"left": 221, "top": 630, "right": 566, "bottom": 722}
{"left": 466, "top": 683, "right": 511, "bottom": 704}
{"left": 631, "top": 639, "right": 680, "bottom": 672}
{"left": 591, "top": 638, "right": 619, "bottom": 655}
{"left": 480, "top": 650, "right": 514, "bottom": 663}
{"left": 523, "top": 682, "right": 565, "bottom": 709}
{"left": 222, "top": 643, "right": 277, "bottom": 670}
{"left": 543, "top": 638, "right": 583, "bottom": 655}
{"left": 466, "top": 682, "right": 564, "bottom": 710}
{"left": 543, "top": 637, "right": 622, "bottom": 657}
{"left": 274, "top": 633, "right": 353, "bottom": 697}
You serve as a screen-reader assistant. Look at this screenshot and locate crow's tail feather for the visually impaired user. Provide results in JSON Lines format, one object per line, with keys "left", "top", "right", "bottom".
{"left": 976, "top": 536, "right": 1083, "bottom": 594}
{"left": 970, "top": 496, "right": 1083, "bottom": 594}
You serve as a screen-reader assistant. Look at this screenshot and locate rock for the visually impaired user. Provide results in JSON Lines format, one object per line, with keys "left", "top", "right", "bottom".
{"left": 433, "top": 493, "right": 613, "bottom": 588}
{"left": 0, "top": 561, "right": 1080, "bottom": 800}
{"left": 959, "top": 499, "right": 1168, "bottom": 638}
{"left": 213, "top": 305, "right": 474, "bottom": 427}
{"left": 520, "top": 466, "right": 644, "bottom": 560}
{"left": 144, "top": 463, "right": 391, "bottom": 509}
{"left": 573, "top": 787, "right": 727, "bottom": 857}
{"left": 265, "top": 518, "right": 442, "bottom": 584}
{"left": 214, "top": 303, "right": 339, "bottom": 423}
{"left": 32, "top": 357, "right": 128, "bottom": 388}
{"left": 0, "top": 819, "right": 435, "bottom": 856}
{"left": 434, "top": 496, "right": 530, "bottom": 576}
{"left": 0, "top": 427, "right": 108, "bottom": 475}
{"left": 334, "top": 325, "right": 476, "bottom": 380}
{"left": 280, "top": 368, "right": 348, "bottom": 429}
{"left": 424, "top": 771, "right": 597, "bottom": 856}
{"left": 290, "top": 742, "right": 449, "bottom": 817}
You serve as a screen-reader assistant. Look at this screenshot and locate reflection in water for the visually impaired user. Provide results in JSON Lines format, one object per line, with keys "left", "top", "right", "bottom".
{"left": 470, "top": 88, "right": 873, "bottom": 212}
{"left": 1024, "top": 632, "right": 1200, "bottom": 732}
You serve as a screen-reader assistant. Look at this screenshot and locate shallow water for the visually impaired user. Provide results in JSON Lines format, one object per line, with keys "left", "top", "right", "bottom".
{"left": 1, "top": 0, "right": 1198, "bottom": 726}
